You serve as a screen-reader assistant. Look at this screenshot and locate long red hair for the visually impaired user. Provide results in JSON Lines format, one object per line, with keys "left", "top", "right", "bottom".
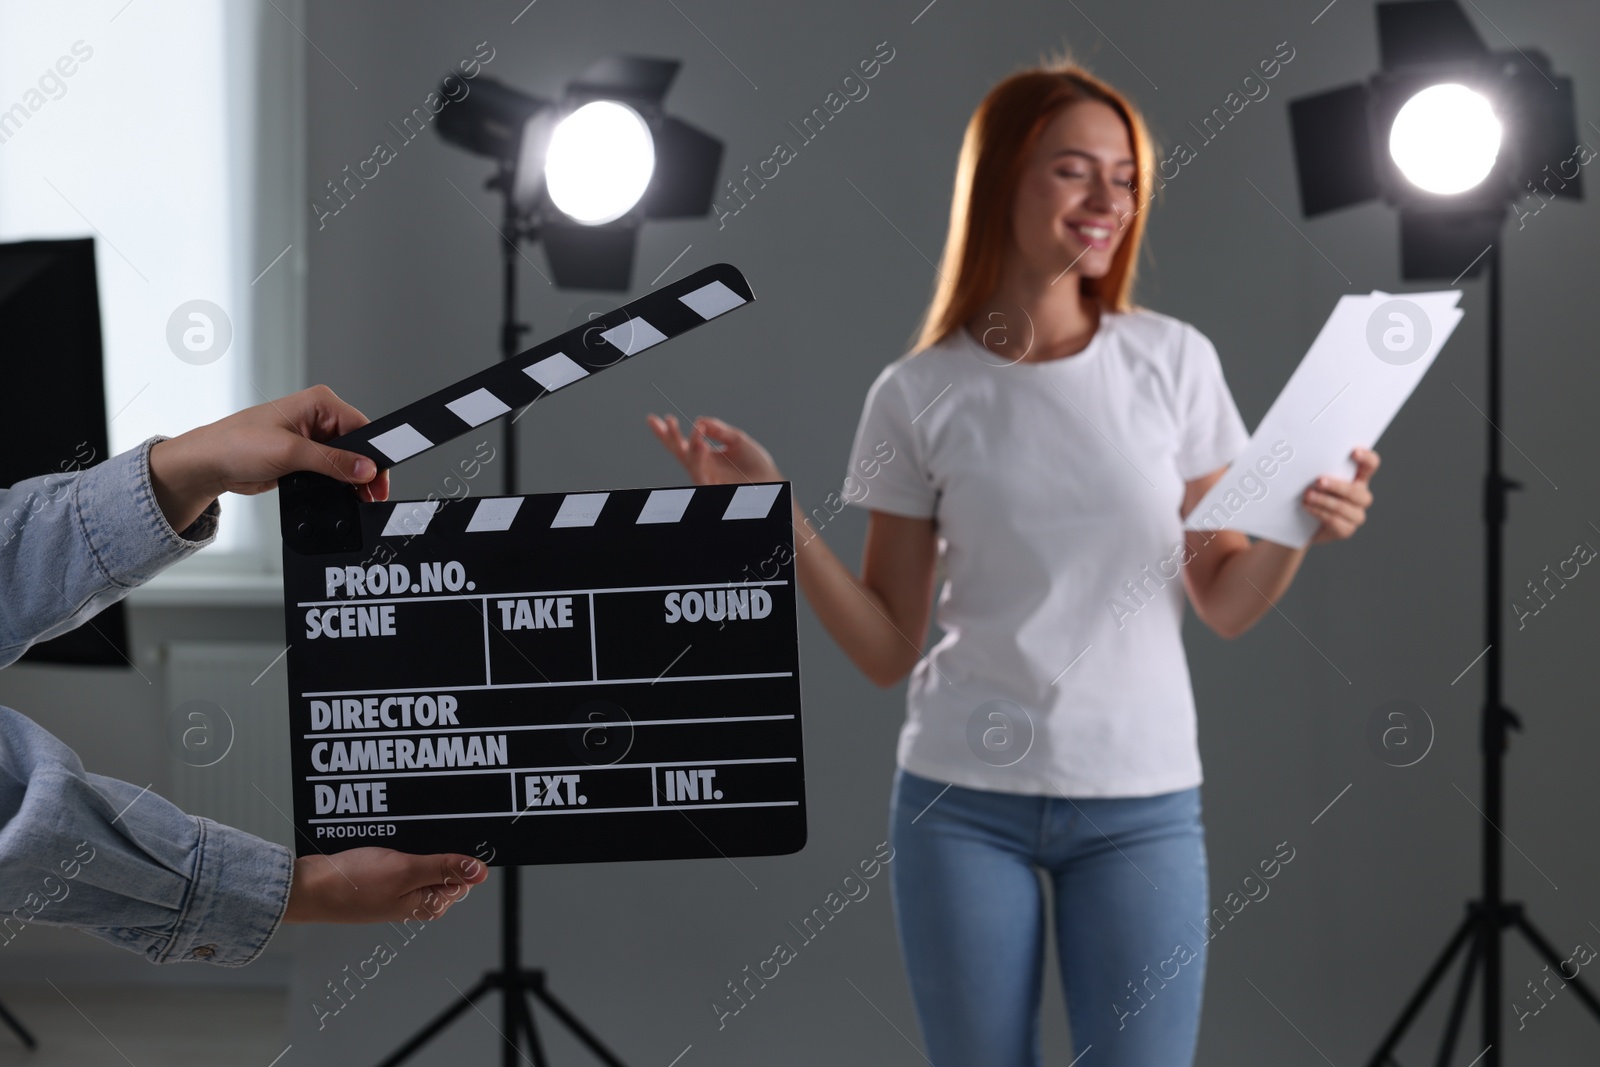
{"left": 913, "top": 57, "right": 1157, "bottom": 352}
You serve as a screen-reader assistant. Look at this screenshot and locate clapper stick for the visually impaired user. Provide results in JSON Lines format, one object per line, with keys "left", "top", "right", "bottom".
{"left": 280, "top": 262, "right": 754, "bottom": 555}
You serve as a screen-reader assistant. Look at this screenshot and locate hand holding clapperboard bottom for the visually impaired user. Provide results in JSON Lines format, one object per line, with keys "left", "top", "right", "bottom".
{"left": 279, "top": 263, "right": 807, "bottom": 869}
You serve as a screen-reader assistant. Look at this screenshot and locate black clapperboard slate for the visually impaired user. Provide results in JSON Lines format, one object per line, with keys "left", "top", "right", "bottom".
{"left": 278, "top": 264, "right": 805, "bottom": 866}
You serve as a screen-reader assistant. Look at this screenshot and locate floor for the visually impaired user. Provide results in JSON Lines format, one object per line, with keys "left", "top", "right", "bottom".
{"left": 0, "top": 984, "right": 288, "bottom": 1066}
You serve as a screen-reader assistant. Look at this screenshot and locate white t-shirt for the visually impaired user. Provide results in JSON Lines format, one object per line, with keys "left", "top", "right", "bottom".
{"left": 840, "top": 307, "right": 1250, "bottom": 797}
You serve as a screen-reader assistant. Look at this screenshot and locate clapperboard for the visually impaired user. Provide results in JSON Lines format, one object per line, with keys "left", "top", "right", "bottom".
{"left": 277, "top": 264, "right": 805, "bottom": 866}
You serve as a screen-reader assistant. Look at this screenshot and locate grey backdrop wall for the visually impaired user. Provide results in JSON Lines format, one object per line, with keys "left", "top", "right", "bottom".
{"left": 7, "top": 0, "right": 1600, "bottom": 1064}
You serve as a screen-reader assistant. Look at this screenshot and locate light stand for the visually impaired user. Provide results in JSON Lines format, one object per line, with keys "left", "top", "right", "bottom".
{"left": 378, "top": 52, "right": 719, "bottom": 1065}
{"left": 496, "top": 160, "right": 532, "bottom": 496}
{"left": 374, "top": 864, "right": 629, "bottom": 1067}
{"left": 1362, "top": 239, "right": 1600, "bottom": 1067}
{"left": 373, "top": 166, "right": 630, "bottom": 1067}
{"left": 1286, "top": 4, "right": 1591, "bottom": 1058}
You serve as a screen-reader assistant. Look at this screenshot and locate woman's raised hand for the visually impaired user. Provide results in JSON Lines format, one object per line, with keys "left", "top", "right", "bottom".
{"left": 645, "top": 413, "right": 782, "bottom": 486}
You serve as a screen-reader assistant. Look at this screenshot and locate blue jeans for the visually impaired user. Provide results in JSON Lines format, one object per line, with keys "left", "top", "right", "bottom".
{"left": 889, "top": 767, "right": 1209, "bottom": 1066}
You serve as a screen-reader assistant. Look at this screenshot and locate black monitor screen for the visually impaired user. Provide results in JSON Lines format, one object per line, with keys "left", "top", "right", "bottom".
{"left": 0, "top": 237, "right": 129, "bottom": 667}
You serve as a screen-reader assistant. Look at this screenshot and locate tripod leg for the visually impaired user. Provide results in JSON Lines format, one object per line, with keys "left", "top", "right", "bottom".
{"left": 515, "top": 988, "right": 550, "bottom": 1067}
{"left": 0, "top": 997, "right": 37, "bottom": 1049}
{"left": 1367, "top": 911, "right": 1478, "bottom": 1067}
{"left": 1513, "top": 915, "right": 1600, "bottom": 1023}
{"left": 528, "top": 984, "right": 631, "bottom": 1067}
{"left": 375, "top": 976, "right": 494, "bottom": 1067}
{"left": 1435, "top": 932, "right": 1481, "bottom": 1067}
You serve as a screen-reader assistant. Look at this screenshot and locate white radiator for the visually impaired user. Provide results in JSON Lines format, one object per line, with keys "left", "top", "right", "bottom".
{"left": 163, "top": 642, "right": 294, "bottom": 849}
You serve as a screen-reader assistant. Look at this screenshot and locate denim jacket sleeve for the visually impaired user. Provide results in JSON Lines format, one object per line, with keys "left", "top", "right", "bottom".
{"left": 0, "top": 437, "right": 295, "bottom": 965}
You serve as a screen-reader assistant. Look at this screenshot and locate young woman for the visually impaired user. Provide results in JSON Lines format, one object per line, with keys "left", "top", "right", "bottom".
{"left": 649, "top": 63, "right": 1378, "bottom": 1065}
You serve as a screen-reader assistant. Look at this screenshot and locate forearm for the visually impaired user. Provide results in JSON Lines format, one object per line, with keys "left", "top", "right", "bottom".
{"left": 1204, "top": 536, "right": 1309, "bottom": 639}
{"left": 149, "top": 434, "right": 224, "bottom": 534}
{"left": 0, "top": 709, "right": 290, "bottom": 965}
{"left": 789, "top": 499, "right": 921, "bottom": 686}
{"left": 0, "top": 438, "right": 217, "bottom": 666}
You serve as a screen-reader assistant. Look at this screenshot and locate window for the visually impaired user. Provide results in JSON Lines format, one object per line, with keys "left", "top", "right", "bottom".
{"left": 0, "top": 0, "right": 304, "bottom": 581}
